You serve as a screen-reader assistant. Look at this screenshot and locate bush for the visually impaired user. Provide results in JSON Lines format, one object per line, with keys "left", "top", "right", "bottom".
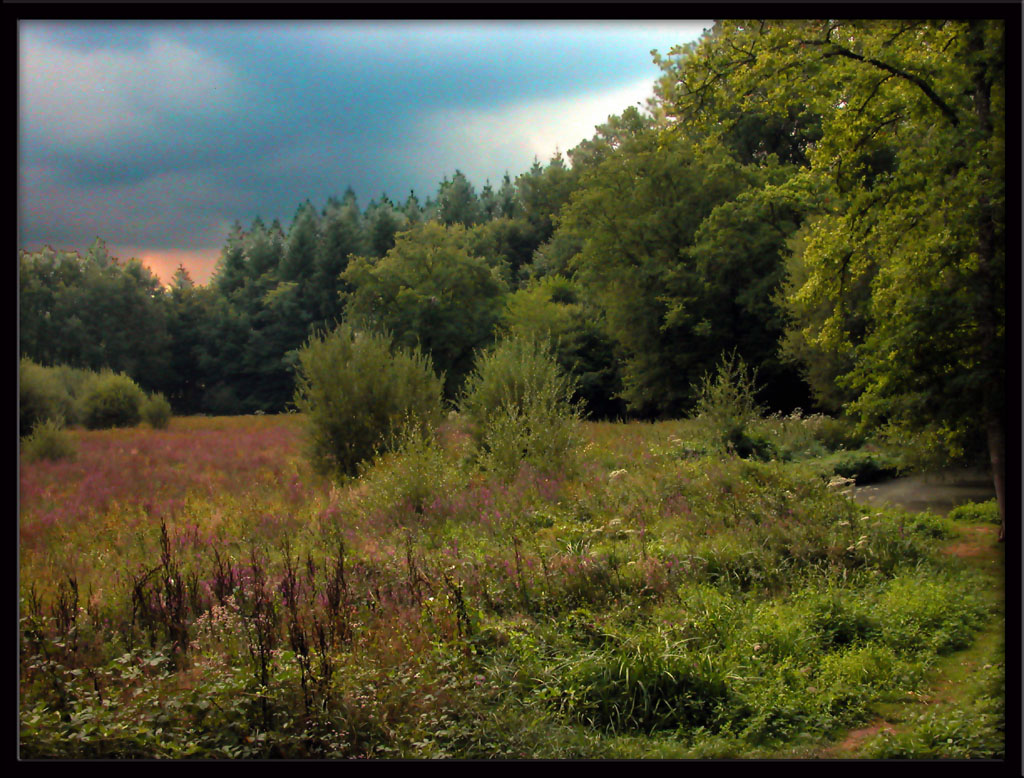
{"left": 459, "top": 336, "right": 582, "bottom": 478}
{"left": 78, "top": 371, "right": 145, "bottom": 430}
{"left": 19, "top": 358, "right": 73, "bottom": 436}
{"left": 947, "top": 499, "right": 1000, "bottom": 525}
{"left": 141, "top": 392, "right": 173, "bottom": 429}
{"left": 824, "top": 449, "right": 901, "bottom": 484}
{"left": 693, "top": 351, "right": 765, "bottom": 458}
{"left": 22, "top": 418, "right": 77, "bottom": 462}
{"left": 357, "top": 424, "right": 468, "bottom": 518}
{"left": 293, "top": 322, "right": 445, "bottom": 480}
{"left": 813, "top": 415, "right": 865, "bottom": 451}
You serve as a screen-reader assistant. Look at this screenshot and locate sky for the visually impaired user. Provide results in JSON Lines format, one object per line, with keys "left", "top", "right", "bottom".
{"left": 19, "top": 19, "right": 711, "bottom": 285}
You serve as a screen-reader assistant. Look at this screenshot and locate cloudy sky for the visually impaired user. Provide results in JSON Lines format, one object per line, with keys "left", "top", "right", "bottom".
{"left": 19, "top": 19, "right": 710, "bottom": 285}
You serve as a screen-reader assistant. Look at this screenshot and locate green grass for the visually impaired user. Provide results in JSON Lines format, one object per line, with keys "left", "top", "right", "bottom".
{"left": 18, "top": 414, "right": 1004, "bottom": 759}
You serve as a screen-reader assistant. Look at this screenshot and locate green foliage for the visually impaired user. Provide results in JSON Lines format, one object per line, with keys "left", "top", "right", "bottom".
{"left": 357, "top": 424, "right": 469, "bottom": 518}
{"left": 141, "top": 392, "right": 173, "bottom": 429}
{"left": 20, "top": 358, "right": 73, "bottom": 436}
{"left": 559, "top": 104, "right": 810, "bottom": 417}
{"left": 562, "top": 125, "right": 750, "bottom": 416}
{"left": 665, "top": 19, "right": 1005, "bottom": 467}
{"left": 860, "top": 654, "right": 1004, "bottom": 759}
{"left": 818, "top": 449, "right": 902, "bottom": 484}
{"left": 78, "top": 371, "right": 145, "bottom": 430}
{"left": 749, "top": 411, "right": 865, "bottom": 462}
{"left": 502, "top": 276, "right": 624, "bottom": 419}
{"left": 538, "top": 630, "right": 729, "bottom": 733}
{"left": 902, "top": 511, "right": 958, "bottom": 540}
{"left": 19, "top": 242, "right": 175, "bottom": 396}
{"left": 947, "top": 499, "right": 1001, "bottom": 526}
{"left": 21, "top": 418, "right": 77, "bottom": 462}
{"left": 435, "top": 170, "right": 484, "bottom": 227}
{"left": 19, "top": 414, "right": 1002, "bottom": 759}
{"left": 460, "top": 336, "right": 583, "bottom": 478}
{"left": 344, "top": 222, "right": 509, "bottom": 397}
{"left": 693, "top": 351, "right": 770, "bottom": 458}
{"left": 293, "top": 322, "right": 444, "bottom": 480}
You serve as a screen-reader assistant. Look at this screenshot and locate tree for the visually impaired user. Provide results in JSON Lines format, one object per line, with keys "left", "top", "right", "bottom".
{"left": 314, "top": 193, "right": 365, "bottom": 326}
{"left": 435, "top": 170, "right": 484, "bottom": 227}
{"left": 210, "top": 222, "right": 249, "bottom": 299}
{"left": 558, "top": 122, "right": 753, "bottom": 417}
{"left": 466, "top": 217, "right": 537, "bottom": 286}
{"left": 343, "top": 221, "right": 508, "bottom": 397}
{"left": 501, "top": 275, "right": 624, "bottom": 418}
{"left": 19, "top": 243, "right": 174, "bottom": 396}
{"left": 515, "top": 152, "right": 579, "bottom": 250}
{"left": 294, "top": 322, "right": 444, "bottom": 480}
{"left": 363, "top": 195, "right": 409, "bottom": 258}
{"left": 663, "top": 19, "right": 1007, "bottom": 537}
{"left": 279, "top": 201, "right": 320, "bottom": 283}
{"left": 495, "top": 172, "right": 521, "bottom": 219}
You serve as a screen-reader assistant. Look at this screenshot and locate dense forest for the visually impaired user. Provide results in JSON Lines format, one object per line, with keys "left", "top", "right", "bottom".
{"left": 20, "top": 20, "right": 1005, "bottom": 518}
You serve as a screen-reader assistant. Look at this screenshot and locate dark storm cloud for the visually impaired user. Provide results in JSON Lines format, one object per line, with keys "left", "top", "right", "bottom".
{"left": 19, "top": 20, "right": 709, "bottom": 267}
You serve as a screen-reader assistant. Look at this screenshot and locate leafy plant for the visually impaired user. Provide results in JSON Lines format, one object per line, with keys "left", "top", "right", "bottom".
{"left": 821, "top": 449, "right": 901, "bottom": 484}
{"left": 78, "top": 371, "right": 145, "bottom": 430}
{"left": 460, "top": 336, "right": 583, "bottom": 478}
{"left": 19, "top": 358, "right": 73, "bottom": 436}
{"left": 21, "top": 418, "right": 77, "bottom": 462}
{"left": 693, "top": 350, "right": 770, "bottom": 459}
{"left": 293, "top": 322, "right": 444, "bottom": 480}
{"left": 947, "top": 499, "right": 1000, "bottom": 525}
{"left": 141, "top": 392, "right": 173, "bottom": 429}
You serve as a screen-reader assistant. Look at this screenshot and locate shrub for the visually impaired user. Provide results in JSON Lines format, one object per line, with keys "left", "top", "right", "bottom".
{"left": 141, "top": 392, "right": 173, "bottom": 429}
{"left": 947, "top": 499, "right": 1000, "bottom": 525}
{"left": 293, "top": 322, "right": 445, "bottom": 480}
{"left": 21, "top": 417, "right": 77, "bottom": 462}
{"left": 357, "top": 424, "right": 469, "bottom": 518}
{"left": 19, "top": 358, "right": 73, "bottom": 436}
{"left": 813, "top": 415, "right": 865, "bottom": 451}
{"left": 459, "top": 336, "right": 582, "bottom": 478}
{"left": 49, "top": 364, "right": 98, "bottom": 426}
{"left": 823, "top": 449, "right": 901, "bottom": 484}
{"left": 78, "top": 371, "right": 145, "bottom": 430}
{"left": 692, "top": 351, "right": 765, "bottom": 458}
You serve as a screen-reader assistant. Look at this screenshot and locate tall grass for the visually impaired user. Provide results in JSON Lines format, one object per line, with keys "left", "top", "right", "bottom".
{"left": 18, "top": 414, "right": 1002, "bottom": 759}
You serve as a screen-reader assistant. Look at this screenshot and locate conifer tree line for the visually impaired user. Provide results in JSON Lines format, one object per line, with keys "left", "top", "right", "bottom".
{"left": 20, "top": 20, "right": 1005, "bottom": 503}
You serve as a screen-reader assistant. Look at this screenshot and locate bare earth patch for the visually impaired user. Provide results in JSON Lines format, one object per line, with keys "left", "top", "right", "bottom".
{"left": 820, "top": 720, "right": 897, "bottom": 758}
{"left": 943, "top": 524, "right": 999, "bottom": 559}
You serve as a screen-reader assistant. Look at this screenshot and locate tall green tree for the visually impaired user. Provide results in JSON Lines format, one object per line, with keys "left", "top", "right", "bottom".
{"left": 343, "top": 221, "right": 509, "bottom": 397}
{"left": 314, "top": 193, "right": 365, "bottom": 325}
{"left": 435, "top": 170, "right": 484, "bottom": 227}
{"left": 20, "top": 243, "right": 174, "bottom": 395}
{"left": 558, "top": 123, "right": 758, "bottom": 417}
{"left": 210, "top": 222, "right": 249, "bottom": 300}
{"left": 279, "top": 201, "right": 321, "bottom": 284}
{"left": 515, "top": 152, "right": 579, "bottom": 250}
{"left": 663, "top": 19, "right": 1007, "bottom": 536}
{"left": 502, "top": 275, "right": 624, "bottom": 418}
{"left": 363, "top": 195, "right": 409, "bottom": 258}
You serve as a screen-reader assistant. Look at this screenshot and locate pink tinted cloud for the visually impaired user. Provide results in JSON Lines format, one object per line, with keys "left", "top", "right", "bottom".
{"left": 111, "top": 244, "right": 222, "bottom": 286}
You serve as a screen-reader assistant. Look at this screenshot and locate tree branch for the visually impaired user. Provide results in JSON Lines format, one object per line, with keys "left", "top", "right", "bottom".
{"left": 818, "top": 42, "right": 960, "bottom": 127}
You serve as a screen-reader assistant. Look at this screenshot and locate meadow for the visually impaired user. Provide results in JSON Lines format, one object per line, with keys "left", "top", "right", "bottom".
{"left": 19, "top": 413, "right": 1005, "bottom": 759}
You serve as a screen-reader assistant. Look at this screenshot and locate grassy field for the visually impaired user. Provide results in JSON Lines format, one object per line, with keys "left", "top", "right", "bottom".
{"left": 18, "top": 414, "right": 1005, "bottom": 759}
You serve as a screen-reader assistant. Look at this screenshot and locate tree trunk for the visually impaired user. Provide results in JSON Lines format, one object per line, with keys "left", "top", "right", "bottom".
{"left": 987, "top": 419, "right": 1006, "bottom": 542}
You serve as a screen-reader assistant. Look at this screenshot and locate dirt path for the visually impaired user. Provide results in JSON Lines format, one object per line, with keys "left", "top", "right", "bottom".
{"left": 815, "top": 474, "right": 1002, "bottom": 759}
